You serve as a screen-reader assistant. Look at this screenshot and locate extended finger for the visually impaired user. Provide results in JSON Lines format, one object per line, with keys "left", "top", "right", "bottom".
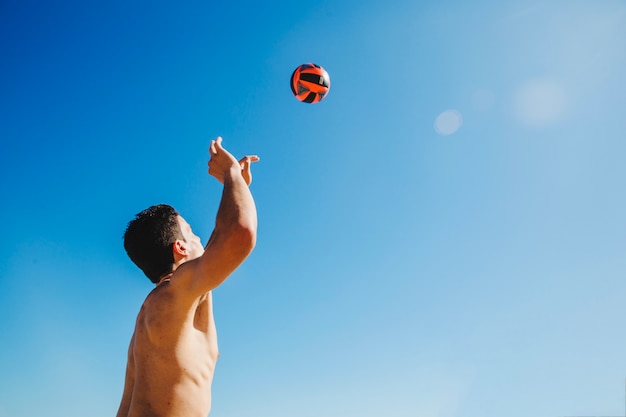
{"left": 239, "top": 155, "right": 260, "bottom": 164}
{"left": 214, "top": 136, "right": 224, "bottom": 150}
{"left": 209, "top": 140, "right": 217, "bottom": 155}
{"left": 241, "top": 158, "right": 253, "bottom": 185}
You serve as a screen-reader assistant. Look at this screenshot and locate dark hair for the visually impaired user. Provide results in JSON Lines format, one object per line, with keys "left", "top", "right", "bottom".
{"left": 123, "top": 204, "right": 183, "bottom": 284}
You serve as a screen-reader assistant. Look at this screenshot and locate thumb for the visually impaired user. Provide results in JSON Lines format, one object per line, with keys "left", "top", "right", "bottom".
{"left": 240, "top": 156, "right": 253, "bottom": 185}
{"left": 242, "top": 156, "right": 252, "bottom": 173}
{"left": 239, "top": 155, "right": 259, "bottom": 169}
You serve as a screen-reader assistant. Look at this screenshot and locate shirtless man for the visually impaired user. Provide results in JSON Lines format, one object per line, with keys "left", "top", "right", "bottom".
{"left": 117, "top": 137, "right": 259, "bottom": 417}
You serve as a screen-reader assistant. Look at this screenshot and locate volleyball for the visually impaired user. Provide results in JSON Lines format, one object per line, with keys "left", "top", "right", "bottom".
{"left": 290, "top": 63, "right": 330, "bottom": 104}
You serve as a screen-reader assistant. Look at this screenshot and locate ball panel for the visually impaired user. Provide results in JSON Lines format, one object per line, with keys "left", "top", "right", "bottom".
{"left": 298, "top": 72, "right": 329, "bottom": 88}
{"left": 297, "top": 81, "right": 309, "bottom": 95}
{"left": 299, "top": 81, "right": 327, "bottom": 94}
{"left": 302, "top": 92, "right": 318, "bottom": 103}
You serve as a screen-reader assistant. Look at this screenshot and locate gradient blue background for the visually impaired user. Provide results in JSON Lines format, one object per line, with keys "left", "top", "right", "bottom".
{"left": 1, "top": 1, "right": 626, "bottom": 416}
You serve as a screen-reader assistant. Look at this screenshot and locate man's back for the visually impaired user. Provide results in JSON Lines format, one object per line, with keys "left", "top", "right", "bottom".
{"left": 117, "top": 283, "right": 219, "bottom": 417}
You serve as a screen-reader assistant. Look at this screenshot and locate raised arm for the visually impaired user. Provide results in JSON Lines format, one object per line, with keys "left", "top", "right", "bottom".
{"left": 174, "top": 137, "right": 258, "bottom": 300}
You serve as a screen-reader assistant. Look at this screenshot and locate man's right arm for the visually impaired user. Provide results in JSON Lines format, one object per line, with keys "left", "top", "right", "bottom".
{"left": 175, "top": 138, "right": 258, "bottom": 299}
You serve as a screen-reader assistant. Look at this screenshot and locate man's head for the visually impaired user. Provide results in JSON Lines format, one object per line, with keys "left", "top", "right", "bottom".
{"left": 123, "top": 204, "right": 203, "bottom": 284}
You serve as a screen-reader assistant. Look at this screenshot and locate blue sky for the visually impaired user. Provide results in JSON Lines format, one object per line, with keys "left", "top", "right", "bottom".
{"left": 1, "top": 0, "right": 626, "bottom": 416}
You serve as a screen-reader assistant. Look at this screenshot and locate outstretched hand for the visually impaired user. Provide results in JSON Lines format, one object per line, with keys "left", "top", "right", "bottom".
{"left": 208, "top": 137, "right": 259, "bottom": 186}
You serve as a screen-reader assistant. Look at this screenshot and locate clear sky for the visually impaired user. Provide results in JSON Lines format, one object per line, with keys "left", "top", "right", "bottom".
{"left": 1, "top": 0, "right": 625, "bottom": 416}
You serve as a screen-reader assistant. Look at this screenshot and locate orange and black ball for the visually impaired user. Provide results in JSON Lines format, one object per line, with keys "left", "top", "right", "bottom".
{"left": 290, "top": 63, "right": 330, "bottom": 104}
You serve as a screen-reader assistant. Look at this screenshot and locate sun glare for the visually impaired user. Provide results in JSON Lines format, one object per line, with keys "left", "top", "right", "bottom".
{"left": 434, "top": 110, "right": 463, "bottom": 136}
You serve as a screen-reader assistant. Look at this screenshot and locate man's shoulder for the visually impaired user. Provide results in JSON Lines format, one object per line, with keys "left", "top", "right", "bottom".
{"left": 140, "top": 280, "right": 207, "bottom": 325}
{"left": 135, "top": 288, "right": 183, "bottom": 345}
{"left": 141, "top": 282, "right": 177, "bottom": 310}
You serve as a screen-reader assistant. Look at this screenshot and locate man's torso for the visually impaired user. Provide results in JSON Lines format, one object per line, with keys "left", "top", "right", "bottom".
{"left": 121, "top": 284, "right": 219, "bottom": 417}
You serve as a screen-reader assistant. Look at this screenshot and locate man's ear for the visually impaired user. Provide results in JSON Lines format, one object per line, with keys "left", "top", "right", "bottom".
{"left": 172, "top": 239, "right": 188, "bottom": 261}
